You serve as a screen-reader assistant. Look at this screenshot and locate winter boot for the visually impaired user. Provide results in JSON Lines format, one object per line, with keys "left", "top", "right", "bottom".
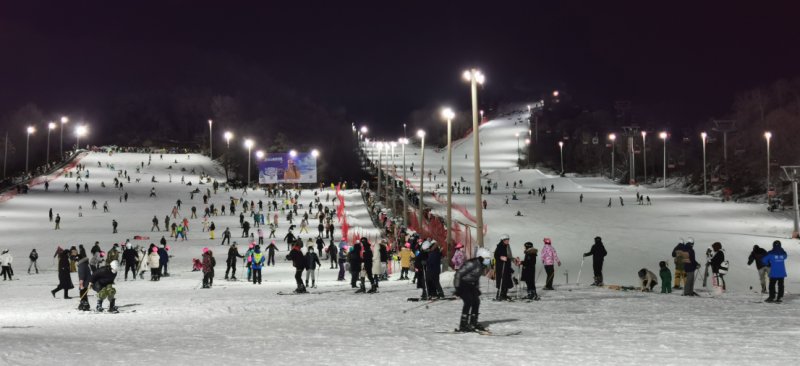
{"left": 420, "top": 289, "right": 428, "bottom": 300}
{"left": 765, "top": 297, "right": 775, "bottom": 303}
{"left": 231, "top": 276, "right": 237, "bottom": 281}
{"left": 355, "top": 279, "right": 366, "bottom": 293}
{"left": 311, "top": 280, "right": 316, "bottom": 288}
{"left": 96, "top": 299, "right": 104, "bottom": 312}
{"left": 64, "top": 290, "right": 72, "bottom": 299}
{"left": 305, "top": 280, "right": 309, "bottom": 288}
{"left": 367, "top": 283, "right": 378, "bottom": 293}
{"left": 457, "top": 314, "right": 473, "bottom": 332}
{"left": 108, "top": 299, "right": 119, "bottom": 313}
{"left": 470, "top": 313, "right": 488, "bottom": 332}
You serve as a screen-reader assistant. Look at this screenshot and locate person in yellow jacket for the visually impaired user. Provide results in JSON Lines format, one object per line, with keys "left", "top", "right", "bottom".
{"left": 398, "top": 243, "right": 415, "bottom": 280}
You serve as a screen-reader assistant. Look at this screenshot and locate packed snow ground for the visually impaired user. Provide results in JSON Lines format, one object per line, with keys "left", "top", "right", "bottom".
{"left": 0, "top": 114, "right": 798, "bottom": 365}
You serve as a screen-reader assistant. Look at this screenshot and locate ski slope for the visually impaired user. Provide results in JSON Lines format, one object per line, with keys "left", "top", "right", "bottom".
{"left": 0, "top": 125, "right": 797, "bottom": 365}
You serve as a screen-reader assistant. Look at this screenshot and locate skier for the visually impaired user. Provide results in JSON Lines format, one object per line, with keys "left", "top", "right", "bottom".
{"left": 305, "top": 246, "right": 321, "bottom": 288}
{"left": 249, "top": 245, "right": 264, "bottom": 284}
{"left": 28, "top": 249, "right": 39, "bottom": 274}
{"left": 493, "top": 234, "right": 514, "bottom": 300}
{"left": 283, "top": 231, "right": 296, "bottom": 251}
{"left": 51, "top": 247, "right": 75, "bottom": 299}
{"left": 151, "top": 216, "right": 160, "bottom": 231}
{"left": 328, "top": 241, "right": 338, "bottom": 269}
{"left": 748, "top": 245, "right": 769, "bottom": 294}
{"left": 89, "top": 260, "right": 119, "bottom": 313}
{"left": 54, "top": 214, "right": 61, "bottom": 230}
{"left": 638, "top": 268, "right": 658, "bottom": 292}
{"left": 709, "top": 242, "right": 727, "bottom": 292}
{"left": 112, "top": 219, "right": 118, "bottom": 234}
{"left": 518, "top": 242, "right": 540, "bottom": 300}
{"left": 122, "top": 243, "right": 138, "bottom": 281}
{"left": 762, "top": 240, "right": 787, "bottom": 303}
{"left": 0, "top": 249, "right": 13, "bottom": 280}
{"left": 453, "top": 247, "right": 491, "bottom": 332}
{"left": 241, "top": 220, "right": 251, "bottom": 238}
{"left": 265, "top": 240, "right": 278, "bottom": 266}
{"left": 583, "top": 236, "right": 608, "bottom": 286}
{"left": 398, "top": 243, "right": 415, "bottom": 280}
{"left": 158, "top": 244, "right": 170, "bottom": 277}
{"left": 220, "top": 227, "right": 231, "bottom": 245}
{"left": 541, "top": 238, "right": 561, "bottom": 290}
{"left": 209, "top": 221, "right": 216, "bottom": 239}
{"left": 225, "top": 242, "right": 243, "bottom": 281}
{"left": 287, "top": 242, "right": 307, "bottom": 293}
{"left": 201, "top": 248, "right": 216, "bottom": 288}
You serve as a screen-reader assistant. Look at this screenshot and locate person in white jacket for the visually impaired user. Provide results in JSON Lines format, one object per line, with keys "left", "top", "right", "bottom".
{"left": 148, "top": 246, "right": 161, "bottom": 281}
{"left": 0, "top": 249, "right": 13, "bottom": 280}
{"left": 136, "top": 246, "right": 149, "bottom": 280}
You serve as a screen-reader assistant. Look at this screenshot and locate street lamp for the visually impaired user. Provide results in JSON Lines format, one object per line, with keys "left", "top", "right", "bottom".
{"left": 558, "top": 141, "right": 564, "bottom": 173}
{"left": 208, "top": 119, "right": 213, "bottom": 159}
{"left": 515, "top": 132, "right": 521, "bottom": 163}
{"left": 376, "top": 142, "right": 383, "bottom": 203}
{"left": 553, "top": 90, "right": 560, "bottom": 97}
{"left": 244, "top": 139, "right": 254, "bottom": 187}
{"left": 224, "top": 131, "right": 233, "bottom": 181}
{"left": 659, "top": 132, "right": 668, "bottom": 188}
{"left": 400, "top": 137, "right": 409, "bottom": 226}
{"left": 311, "top": 149, "right": 320, "bottom": 158}
{"left": 417, "top": 130, "right": 426, "bottom": 233}
{"left": 255, "top": 150, "right": 264, "bottom": 185}
{"left": 765, "top": 131, "right": 772, "bottom": 198}
{"left": 442, "top": 107, "right": 455, "bottom": 267}
{"left": 25, "top": 126, "right": 35, "bottom": 173}
{"left": 47, "top": 122, "right": 56, "bottom": 164}
{"left": 609, "top": 133, "right": 617, "bottom": 179}
{"left": 289, "top": 149, "right": 297, "bottom": 158}
{"left": 641, "top": 131, "right": 647, "bottom": 184}
{"left": 59, "top": 116, "right": 68, "bottom": 158}
{"left": 701, "top": 132, "right": 707, "bottom": 195}
{"left": 75, "top": 125, "right": 87, "bottom": 151}
{"left": 463, "top": 68, "right": 485, "bottom": 247}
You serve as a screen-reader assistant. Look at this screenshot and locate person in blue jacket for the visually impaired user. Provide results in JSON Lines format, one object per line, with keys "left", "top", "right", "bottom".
{"left": 762, "top": 240, "right": 787, "bottom": 303}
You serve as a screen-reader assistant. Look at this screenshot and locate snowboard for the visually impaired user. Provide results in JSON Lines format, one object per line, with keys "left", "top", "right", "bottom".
{"left": 407, "top": 296, "right": 456, "bottom": 302}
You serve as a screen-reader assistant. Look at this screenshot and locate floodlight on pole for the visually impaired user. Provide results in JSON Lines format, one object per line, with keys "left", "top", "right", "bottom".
{"left": 609, "top": 133, "right": 617, "bottom": 179}
{"left": 75, "top": 125, "right": 87, "bottom": 152}
{"left": 441, "top": 107, "right": 456, "bottom": 266}
{"left": 659, "top": 132, "right": 668, "bottom": 188}
{"left": 244, "top": 139, "right": 254, "bottom": 187}
{"left": 641, "top": 131, "right": 647, "bottom": 184}
{"left": 463, "top": 68, "right": 485, "bottom": 247}
{"left": 701, "top": 132, "right": 708, "bottom": 195}
{"left": 558, "top": 141, "right": 564, "bottom": 173}
{"left": 208, "top": 119, "right": 213, "bottom": 159}
{"left": 766, "top": 131, "right": 772, "bottom": 198}
{"left": 289, "top": 149, "right": 297, "bottom": 158}
{"left": 255, "top": 150, "right": 264, "bottom": 159}
{"left": 311, "top": 149, "right": 320, "bottom": 158}
{"left": 417, "top": 130, "right": 426, "bottom": 232}
{"left": 25, "top": 126, "right": 35, "bottom": 173}
{"left": 47, "top": 122, "right": 56, "bottom": 164}
{"left": 59, "top": 116, "right": 68, "bottom": 158}
{"left": 223, "top": 131, "right": 233, "bottom": 181}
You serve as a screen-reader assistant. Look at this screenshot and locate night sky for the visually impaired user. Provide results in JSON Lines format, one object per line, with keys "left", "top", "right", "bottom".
{"left": 1, "top": 1, "right": 798, "bottom": 139}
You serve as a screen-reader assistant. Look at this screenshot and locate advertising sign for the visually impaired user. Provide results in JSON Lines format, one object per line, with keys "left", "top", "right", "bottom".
{"left": 257, "top": 152, "right": 317, "bottom": 184}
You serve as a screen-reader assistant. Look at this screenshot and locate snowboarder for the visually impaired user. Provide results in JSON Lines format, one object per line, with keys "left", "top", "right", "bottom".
{"left": 762, "top": 240, "right": 787, "bottom": 303}
{"left": 583, "top": 236, "right": 608, "bottom": 286}
{"left": 493, "top": 234, "right": 514, "bottom": 300}
{"left": 88, "top": 260, "right": 119, "bottom": 313}
{"left": 541, "top": 238, "right": 561, "bottom": 290}
{"left": 453, "top": 247, "right": 491, "bottom": 332}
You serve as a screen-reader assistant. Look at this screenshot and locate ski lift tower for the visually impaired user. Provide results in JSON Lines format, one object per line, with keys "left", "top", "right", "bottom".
{"left": 712, "top": 120, "right": 736, "bottom": 179}
{"left": 622, "top": 126, "right": 640, "bottom": 184}
{"left": 781, "top": 166, "right": 800, "bottom": 239}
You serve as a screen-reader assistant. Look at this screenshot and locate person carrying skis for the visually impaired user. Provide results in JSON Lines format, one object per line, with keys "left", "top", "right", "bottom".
{"left": 88, "top": 260, "right": 119, "bottom": 313}
{"left": 493, "top": 234, "right": 514, "bottom": 300}
{"left": 249, "top": 245, "right": 265, "bottom": 284}
{"left": 583, "top": 236, "right": 608, "bottom": 286}
{"left": 305, "top": 246, "right": 321, "bottom": 288}
{"left": 225, "top": 242, "right": 244, "bottom": 281}
{"left": 762, "top": 240, "right": 787, "bottom": 303}
{"left": 453, "top": 247, "right": 492, "bottom": 332}
{"left": 541, "top": 238, "right": 561, "bottom": 290}
{"left": 748, "top": 245, "right": 769, "bottom": 294}
{"left": 518, "top": 242, "right": 540, "bottom": 300}
{"left": 201, "top": 248, "right": 216, "bottom": 289}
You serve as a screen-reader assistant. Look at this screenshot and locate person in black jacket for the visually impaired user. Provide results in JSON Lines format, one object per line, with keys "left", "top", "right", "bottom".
{"left": 583, "top": 236, "right": 608, "bottom": 286}
{"left": 51, "top": 247, "right": 75, "bottom": 299}
{"left": 360, "top": 238, "right": 377, "bottom": 293}
{"left": 518, "top": 242, "right": 540, "bottom": 300}
{"left": 379, "top": 241, "right": 389, "bottom": 280}
{"left": 349, "top": 242, "right": 363, "bottom": 289}
{"left": 426, "top": 241, "right": 444, "bottom": 298}
{"left": 225, "top": 242, "right": 244, "bottom": 280}
{"left": 265, "top": 240, "right": 279, "bottom": 266}
{"left": 708, "top": 242, "right": 726, "bottom": 291}
{"left": 682, "top": 241, "right": 699, "bottom": 296}
{"left": 493, "top": 234, "right": 514, "bottom": 301}
{"left": 305, "top": 246, "right": 321, "bottom": 288}
{"left": 89, "top": 260, "right": 118, "bottom": 313}
{"left": 27, "top": 249, "right": 39, "bottom": 274}
{"left": 415, "top": 243, "right": 429, "bottom": 299}
{"left": 76, "top": 246, "right": 92, "bottom": 311}
{"left": 286, "top": 243, "right": 306, "bottom": 293}
{"left": 454, "top": 247, "right": 491, "bottom": 332}
{"left": 121, "top": 243, "right": 138, "bottom": 281}
{"left": 747, "top": 245, "right": 769, "bottom": 293}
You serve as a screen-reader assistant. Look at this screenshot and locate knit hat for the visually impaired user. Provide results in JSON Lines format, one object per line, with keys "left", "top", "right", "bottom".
{"left": 454, "top": 242, "right": 464, "bottom": 249}
{"left": 773, "top": 240, "right": 782, "bottom": 249}
{"left": 543, "top": 238, "right": 552, "bottom": 245}
{"left": 202, "top": 247, "right": 209, "bottom": 254}
{"left": 404, "top": 243, "right": 411, "bottom": 248}
{"left": 524, "top": 242, "right": 533, "bottom": 248}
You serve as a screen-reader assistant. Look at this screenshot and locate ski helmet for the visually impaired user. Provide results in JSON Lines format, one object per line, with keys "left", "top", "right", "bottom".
{"left": 109, "top": 260, "right": 119, "bottom": 272}
{"left": 475, "top": 248, "right": 491, "bottom": 259}
{"left": 499, "top": 234, "right": 510, "bottom": 241}
{"left": 421, "top": 241, "right": 432, "bottom": 251}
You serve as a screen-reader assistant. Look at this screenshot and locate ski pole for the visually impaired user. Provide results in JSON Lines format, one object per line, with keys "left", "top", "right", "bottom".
{"left": 576, "top": 257, "right": 585, "bottom": 285}
{"left": 496, "top": 261, "right": 506, "bottom": 300}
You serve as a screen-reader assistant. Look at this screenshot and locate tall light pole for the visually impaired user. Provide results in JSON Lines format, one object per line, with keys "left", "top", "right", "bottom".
{"left": 463, "top": 68, "right": 485, "bottom": 247}
{"left": 558, "top": 141, "right": 564, "bottom": 173}
{"left": 244, "top": 139, "right": 254, "bottom": 187}
{"left": 400, "top": 138, "right": 409, "bottom": 226}
{"left": 641, "top": 131, "right": 647, "bottom": 183}
{"left": 701, "top": 132, "right": 707, "bottom": 195}
{"left": 515, "top": 132, "right": 521, "bottom": 163}
{"left": 208, "top": 119, "right": 213, "bottom": 159}
{"left": 25, "top": 126, "right": 35, "bottom": 173}
{"left": 525, "top": 138, "right": 531, "bottom": 167}
{"left": 47, "top": 122, "right": 56, "bottom": 164}
{"left": 75, "top": 125, "right": 87, "bottom": 152}
{"left": 442, "top": 107, "right": 455, "bottom": 268}
{"left": 659, "top": 132, "right": 668, "bottom": 188}
{"left": 765, "top": 131, "right": 772, "bottom": 198}
{"left": 59, "top": 116, "right": 68, "bottom": 158}
{"left": 224, "top": 131, "right": 233, "bottom": 181}
{"left": 417, "top": 130, "right": 426, "bottom": 233}
{"left": 376, "top": 142, "right": 383, "bottom": 204}
{"left": 609, "top": 133, "right": 616, "bottom": 179}
{"left": 390, "top": 141, "right": 397, "bottom": 214}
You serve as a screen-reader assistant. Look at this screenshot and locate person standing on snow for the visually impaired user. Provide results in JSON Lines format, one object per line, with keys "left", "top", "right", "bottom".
{"left": 709, "top": 242, "right": 727, "bottom": 292}
{"left": 671, "top": 241, "right": 688, "bottom": 290}
{"left": 583, "top": 236, "right": 608, "bottom": 286}
{"left": 225, "top": 242, "right": 243, "bottom": 281}
{"left": 762, "top": 240, "right": 787, "bottom": 303}
{"left": 148, "top": 246, "right": 161, "bottom": 281}
{"left": 28, "top": 249, "right": 39, "bottom": 274}
{"left": 201, "top": 248, "right": 216, "bottom": 289}
{"left": 349, "top": 241, "right": 363, "bottom": 290}
{"left": 51, "top": 247, "right": 75, "bottom": 299}
{"left": 541, "top": 238, "right": 561, "bottom": 290}
{"left": 493, "top": 234, "right": 514, "bottom": 300}
{"left": 453, "top": 247, "right": 491, "bottom": 332}
{"left": 0, "top": 249, "right": 13, "bottom": 280}
{"left": 682, "top": 240, "right": 700, "bottom": 297}
{"left": 76, "top": 245, "right": 92, "bottom": 311}
{"left": 249, "top": 245, "right": 264, "bottom": 284}
{"left": 518, "top": 242, "right": 540, "bottom": 300}
{"left": 220, "top": 227, "right": 231, "bottom": 246}
{"left": 287, "top": 243, "right": 307, "bottom": 293}
{"left": 305, "top": 246, "right": 321, "bottom": 288}
{"left": 89, "top": 260, "right": 119, "bottom": 313}
{"left": 121, "top": 243, "right": 138, "bottom": 281}
{"left": 748, "top": 245, "right": 769, "bottom": 294}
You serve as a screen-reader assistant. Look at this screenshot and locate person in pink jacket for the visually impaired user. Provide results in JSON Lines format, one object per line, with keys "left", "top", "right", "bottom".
{"left": 540, "top": 238, "right": 561, "bottom": 290}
